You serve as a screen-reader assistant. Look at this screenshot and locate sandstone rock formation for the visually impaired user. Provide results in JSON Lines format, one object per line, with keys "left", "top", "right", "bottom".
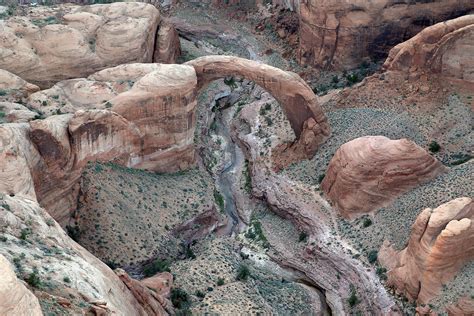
{"left": 383, "top": 14, "right": 474, "bottom": 84}
{"left": 321, "top": 136, "right": 446, "bottom": 218}
{"left": 380, "top": 198, "right": 473, "bottom": 306}
{"left": 298, "top": 0, "right": 474, "bottom": 70}
{"left": 0, "top": 254, "right": 42, "bottom": 316}
{"left": 0, "top": 194, "right": 168, "bottom": 315}
{"left": 0, "top": 69, "right": 40, "bottom": 103}
{"left": 186, "top": 55, "right": 330, "bottom": 167}
{"left": 0, "top": 102, "right": 37, "bottom": 123}
{"left": 0, "top": 63, "right": 198, "bottom": 223}
{"left": 155, "top": 19, "right": 182, "bottom": 64}
{"left": 0, "top": 2, "right": 180, "bottom": 88}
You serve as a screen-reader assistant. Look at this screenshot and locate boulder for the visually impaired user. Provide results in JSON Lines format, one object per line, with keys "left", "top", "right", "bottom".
{"left": 298, "top": 0, "right": 474, "bottom": 70}
{"left": 321, "top": 136, "right": 446, "bottom": 218}
{"left": 380, "top": 198, "right": 473, "bottom": 306}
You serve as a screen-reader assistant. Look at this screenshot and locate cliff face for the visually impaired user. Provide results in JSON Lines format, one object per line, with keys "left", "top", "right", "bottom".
{"left": 298, "top": 0, "right": 474, "bottom": 70}
{"left": 380, "top": 198, "right": 473, "bottom": 306}
{"left": 383, "top": 14, "right": 474, "bottom": 85}
{"left": 321, "top": 136, "right": 446, "bottom": 218}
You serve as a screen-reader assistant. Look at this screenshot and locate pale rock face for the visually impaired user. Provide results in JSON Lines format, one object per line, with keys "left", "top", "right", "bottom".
{"left": 321, "top": 136, "right": 446, "bottom": 218}
{"left": 0, "top": 70, "right": 40, "bottom": 103}
{"left": 0, "top": 194, "right": 168, "bottom": 315}
{"left": 0, "top": 2, "right": 161, "bottom": 88}
{"left": 383, "top": 15, "right": 474, "bottom": 84}
{"left": 154, "top": 19, "right": 182, "bottom": 63}
{"left": 0, "top": 102, "right": 38, "bottom": 123}
{"left": 298, "top": 0, "right": 474, "bottom": 70}
{"left": 0, "top": 255, "right": 42, "bottom": 316}
{"left": 185, "top": 55, "right": 330, "bottom": 169}
{"left": 380, "top": 198, "right": 473, "bottom": 308}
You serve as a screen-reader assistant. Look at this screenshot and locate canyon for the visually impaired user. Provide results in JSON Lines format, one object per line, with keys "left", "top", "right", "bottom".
{"left": 0, "top": 1, "right": 472, "bottom": 316}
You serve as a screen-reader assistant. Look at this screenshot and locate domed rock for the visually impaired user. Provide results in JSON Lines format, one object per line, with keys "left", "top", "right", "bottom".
{"left": 321, "top": 136, "right": 446, "bottom": 218}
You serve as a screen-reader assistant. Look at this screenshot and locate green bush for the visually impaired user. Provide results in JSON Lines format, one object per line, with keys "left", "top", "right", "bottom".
{"left": 348, "top": 285, "right": 359, "bottom": 307}
{"left": 298, "top": 231, "right": 308, "bottom": 242}
{"left": 171, "top": 288, "right": 189, "bottom": 309}
{"left": 318, "top": 174, "right": 325, "bottom": 184}
{"left": 367, "top": 250, "right": 378, "bottom": 264}
{"left": 26, "top": 270, "right": 41, "bottom": 288}
{"left": 214, "top": 190, "right": 225, "bottom": 213}
{"left": 66, "top": 225, "right": 81, "bottom": 242}
{"left": 143, "top": 258, "right": 170, "bottom": 277}
{"left": 236, "top": 264, "right": 250, "bottom": 281}
{"left": 428, "top": 141, "right": 441, "bottom": 153}
{"left": 63, "top": 276, "right": 71, "bottom": 283}
{"left": 217, "top": 277, "right": 225, "bottom": 286}
{"left": 362, "top": 218, "right": 372, "bottom": 228}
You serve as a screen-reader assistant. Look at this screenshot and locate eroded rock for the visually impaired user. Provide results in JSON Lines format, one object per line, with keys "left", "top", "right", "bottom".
{"left": 380, "top": 198, "right": 473, "bottom": 307}
{"left": 298, "top": 0, "right": 474, "bottom": 70}
{"left": 321, "top": 136, "right": 446, "bottom": 218}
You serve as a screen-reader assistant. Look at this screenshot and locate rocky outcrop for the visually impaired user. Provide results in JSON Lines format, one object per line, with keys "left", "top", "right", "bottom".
{"left": 321, "top": 136, "right": 446, "bottom": 218}
{"left": 0, "top": 2, "right": 161, "bottom": 88}
{"left": 298, "top": 0, "right": 474, "bottom": 70}
{"left": 383, "top": 15, "right": 474, "bottom": 84}
{"left": 0, "top": 194, "right": 160, "bottom": 315}
{"left": 0, "top": 63, "right": 198, "bottom": 223}
{"left": 0, "top": 255, "right": 42, "bottom": 316}
{"left": 380, "top": 198, "right": 473, "bottom": 306}
{"left": 155, "top": 19, "right": 181, "bottom": 64}
{"left": 186, "top": 55, "right": 330, "bottom": 168}
{"left": 0, "top": 70, "right": 40, "bottom": 103}
{"left": 0, "top": 102, "right": 38, "bottom": 123}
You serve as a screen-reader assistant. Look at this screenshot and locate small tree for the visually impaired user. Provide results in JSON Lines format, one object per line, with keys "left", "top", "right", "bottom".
{"left": 236, "top": 264, "right": 250, "bottom": 281}
{"left": 428, "top": 141, "right": 441, "bottom": 153}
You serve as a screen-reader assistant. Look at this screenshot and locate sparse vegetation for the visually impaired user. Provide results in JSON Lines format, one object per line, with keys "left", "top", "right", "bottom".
{"left": 298, "top": 231, "right": 308, "bottom": 242}
{"left": 362, "top": 218, "right": 372, "bottom": 228}
{"left": 214, "top": 189, "right": 225, "bottom": 213}
{"left": 348, "top": 284, "right": 359, "bottom": 307}
{"left": 26, "top": 269, "right": 41, "bottom": 288}
{"left": 367, "top": 250, "right": 378, "bottom": 264}
{"left": 217, "top": 277, "right": 225, "bottom": 286}
{"left": 171, "top": 287, "right": 190, "bottom": 309}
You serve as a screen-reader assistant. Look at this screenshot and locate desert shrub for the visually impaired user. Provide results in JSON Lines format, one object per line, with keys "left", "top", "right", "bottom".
{"left": 26, "top": 270, "right": 41, "bottom": 288}
{"left": 348, "top": 284, "right": 359, "bottom": 307}
{"left": 428, "top": 141, "right": 440, "bottom": 153}
{"left": 298, "top": 231, "right": 308, "bottom": 242}
{"left": 318, "top": 174, "right": 325, "bottom": 184}
{"left": 20, "top": 228, "right": 30, "bottom": 240}
{"left": 143, "top": 258, "right": 170, "bottom": 277}
{"left": 66, "top": 225, "right": 81, "bottom": 242}
{"left": 63, "top": 276, "right": 71, "bottom": 283}
{"left": 0, "top": 90, "right": 7, "bottom": 96}
{"left": 367, "top": 250, "right": 378, "bottom": 264}
{"left": 171, "top": 288, "right": 189, "bottom": 309}
{"left": 217, "top": 277, "right": 225, "bottom": 286}
{"left": 213, "top": 190, "right": 225, "bottom": 213}
{"left": 362, "top": 218, "right": 372, "bottom": 228}
{"left": 0, "top": 111, "right": 5, "bottom": 119}
{"left": 346, "top": 73, "right": 360, "bottom": 85}
{"left": 195, "top": 290, "right": 205, "bottom": 298}
{"left": 236, "top": 264, "right": 250, "bottom": 281}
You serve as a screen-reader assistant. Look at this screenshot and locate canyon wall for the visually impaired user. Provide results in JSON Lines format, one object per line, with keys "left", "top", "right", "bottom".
{"left": 298, "top": 0, "right": 474, "bottom": 70}
{"left": 383, "top": 14, "right": 474, "bottom": 85}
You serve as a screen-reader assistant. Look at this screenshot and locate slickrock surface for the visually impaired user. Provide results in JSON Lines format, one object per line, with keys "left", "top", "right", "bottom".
{"left": 186, "top": 55, "right": 330, "bottom": 168}
{"left": 383, "top": 15, "right": 474, "bottom": 84}
{"left": 0, "top": 2, "right": 160, "bottom": 88}
{"left": 0, "top": 102, "right": 37, "bottom": 123}
{"left": 298, "top": 0, "right": 474, "bottom": 70}
{"left": 380, "top": 198, "right": 473, "bottom": 307}
{"left": 0, "top": 254, "right": 42, "bottom": 316}
{"left": 321, "top": 136, "right": 446, "bottom": 218}
{"left": 0, "top": 194, "right": 163, "bottom": 315}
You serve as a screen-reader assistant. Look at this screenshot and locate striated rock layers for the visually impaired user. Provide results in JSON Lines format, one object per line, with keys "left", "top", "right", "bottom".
{"left": 380, "top": 198, "right": 473, "bottom": 306}
{"left": 321, "top": 136, "right": 446, "bottom": 218}
{"left": 186, "top": 55, "right": 330, "bottom": 168}
{"left": 0, "top": 194, "right": 171, "bottom": 315}
{"left": 298, "top": 0, "right": 474, "bottom": 70}
{"left": 0, "top": 2, "right": 180, "bottom": 88}
{"left": 383, "top": 14, "right": 474, "bottom": 85}
{"left": 0, "top": 63, "right": 197, "bottom": 223}
{"left": 0, "top": 255, "right": 42, "bottom": 316}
